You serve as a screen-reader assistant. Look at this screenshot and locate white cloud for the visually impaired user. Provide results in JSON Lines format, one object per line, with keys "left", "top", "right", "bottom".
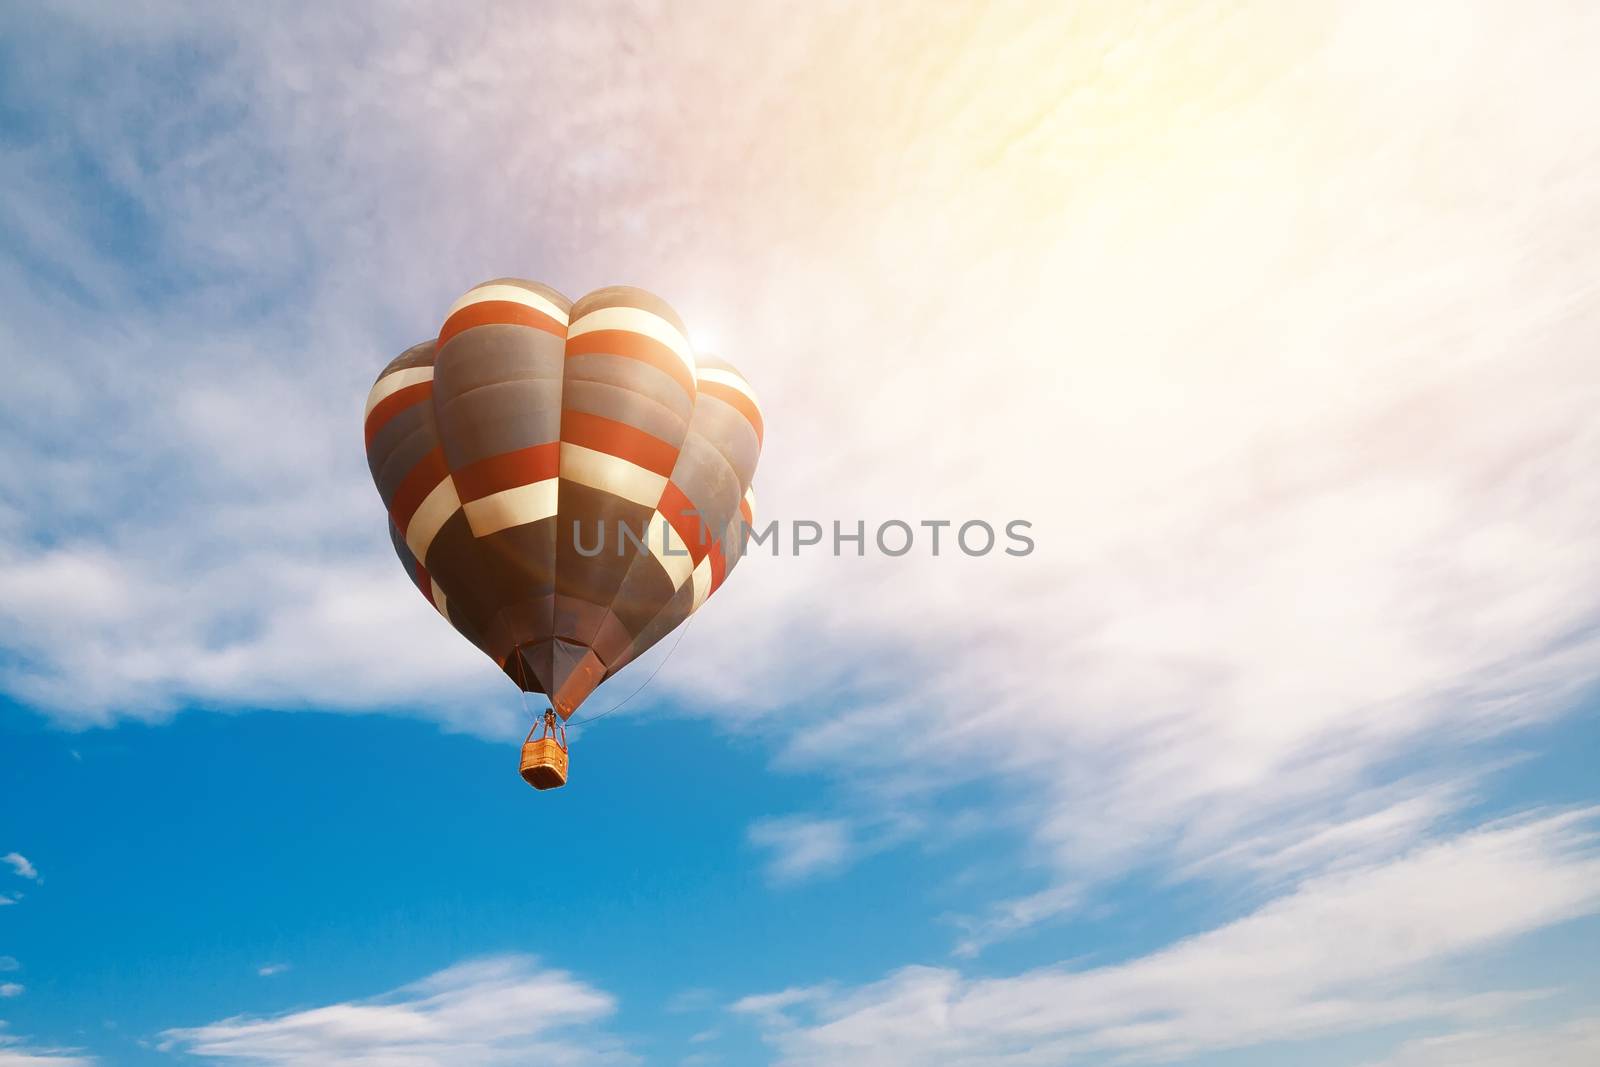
{"left": 949, "top": 883, "right": 1083, "bottom": 960}
{"left": 1363, "top": 1017, "right": 1600, "bottom": 1067}
{"left": 945, "top": 776, "right": 1473, "bottom": 957}
{"left": 0, "top": 1021, "right": 93, "bottom": 1067}
{"left": 0, "top": 960, "right": 16, "bottom": 973}
{"left": 256, "top": 963, "right": 290, "bottom": 978}
{"left": 0, "top": 986, "right": 21, "bottom": 999}
{"left": 1170, "top": 778, "right": 1472, "bottom": 888}
{"left": 0, "top": 857, "right": 35, "bottom": 883}
{"left": 0, "top": 898, "right": 13, "bottom": 908}
{"left": 738, "top": 810, "right": 1600, "bottom": 1065}
{"left": 731, "top": 987, "right": 831, "bottom": 1022}
{"left": 161, "top": 955, "right": 627, "bottom": 1066}
{"left": 747, "top": 818, "right": 854, "bottom": 885}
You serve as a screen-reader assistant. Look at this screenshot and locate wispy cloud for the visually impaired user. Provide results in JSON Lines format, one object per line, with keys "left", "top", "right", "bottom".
{"left": 0, "top": 983, "right": 23, "bottom": 998}
{"left": 1361, "top": 1016, "right": 1600, "bottom": 1067}
{"left": 731, "top": 986, "right": 831, "bottom": 1023}
{"left": 1169, "top": 777, "right": 1474, "bottom": 888}
{"left": 739, "top": 810, "right": 1600, "bottom": 1065}
{"left": 161, "top": 955, "right": 628, "bottom": 1066}
{"left": 747, "top": 818, "right": 855, "bottom": 885}
{"left": 1, "top": 855, "right": 36, "bottom": 882}
{"left": 947, "top": 775, "right": 1475, "bottom": 957}
{"left": 948, "top": 883, "right": 1083, "bottom": 960}
{"left": 0, "top": 1022, "right": 92, "bottom": 1066}
{"left": 0, "top": 958, "right": 18, "bottom": 973}
{"left": 255, "top": 963, "right": 289, "bottom": 978}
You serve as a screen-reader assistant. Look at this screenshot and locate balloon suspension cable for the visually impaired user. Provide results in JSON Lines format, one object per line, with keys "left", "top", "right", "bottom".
{"left": 566, "top": 615, "right": 694, "bottom": 728}
{"left": 515, "top": 646, "right": 532, "bottom": 723}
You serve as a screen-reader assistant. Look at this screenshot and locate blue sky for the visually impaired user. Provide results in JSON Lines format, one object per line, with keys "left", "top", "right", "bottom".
{"left": 3, "top": 2, "right": 1600, "bottom": 1065}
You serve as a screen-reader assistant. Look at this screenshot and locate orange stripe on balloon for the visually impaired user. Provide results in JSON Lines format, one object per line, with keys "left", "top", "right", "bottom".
{"left": 389, "top": 447, "right": 450, "bottom": 531}
{"left": 658, "top": 480, "right": 712, "bottom": 563}
{"left": 565, "top": 329, "right": 695, "bottom": 396}
{"left": 438, "top": 300, "right": 567, "bottom": 347}
{"left": 560, "top": 409, "right": 680, "bottom": 477}
{"left": 697, "top": 381, "right": 764, "bottom": 444}
{"left": 451, "top": 442, "right": 560, "bottom": 503}
{"left": 363, "top": 381, "right": 433, "bottom": 447}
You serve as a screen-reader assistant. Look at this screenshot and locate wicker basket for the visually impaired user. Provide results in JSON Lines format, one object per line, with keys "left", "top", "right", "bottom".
{"left": 520, "top": 712, "right": 568, "bottom": 790}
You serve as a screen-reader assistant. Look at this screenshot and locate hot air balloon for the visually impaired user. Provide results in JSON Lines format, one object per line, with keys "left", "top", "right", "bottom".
{"left": 363, "top": 280, "right": 763, "bottom": 790}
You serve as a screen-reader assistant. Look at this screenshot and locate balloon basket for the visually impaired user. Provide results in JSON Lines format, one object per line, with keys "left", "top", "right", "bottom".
{"left": 520, "top": 711, "right": 568, "bottom": 791}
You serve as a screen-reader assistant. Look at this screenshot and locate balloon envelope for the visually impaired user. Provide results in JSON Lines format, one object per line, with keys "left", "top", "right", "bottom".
{"left": 364, "top": 279, "right": 762, "bottom": 717}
